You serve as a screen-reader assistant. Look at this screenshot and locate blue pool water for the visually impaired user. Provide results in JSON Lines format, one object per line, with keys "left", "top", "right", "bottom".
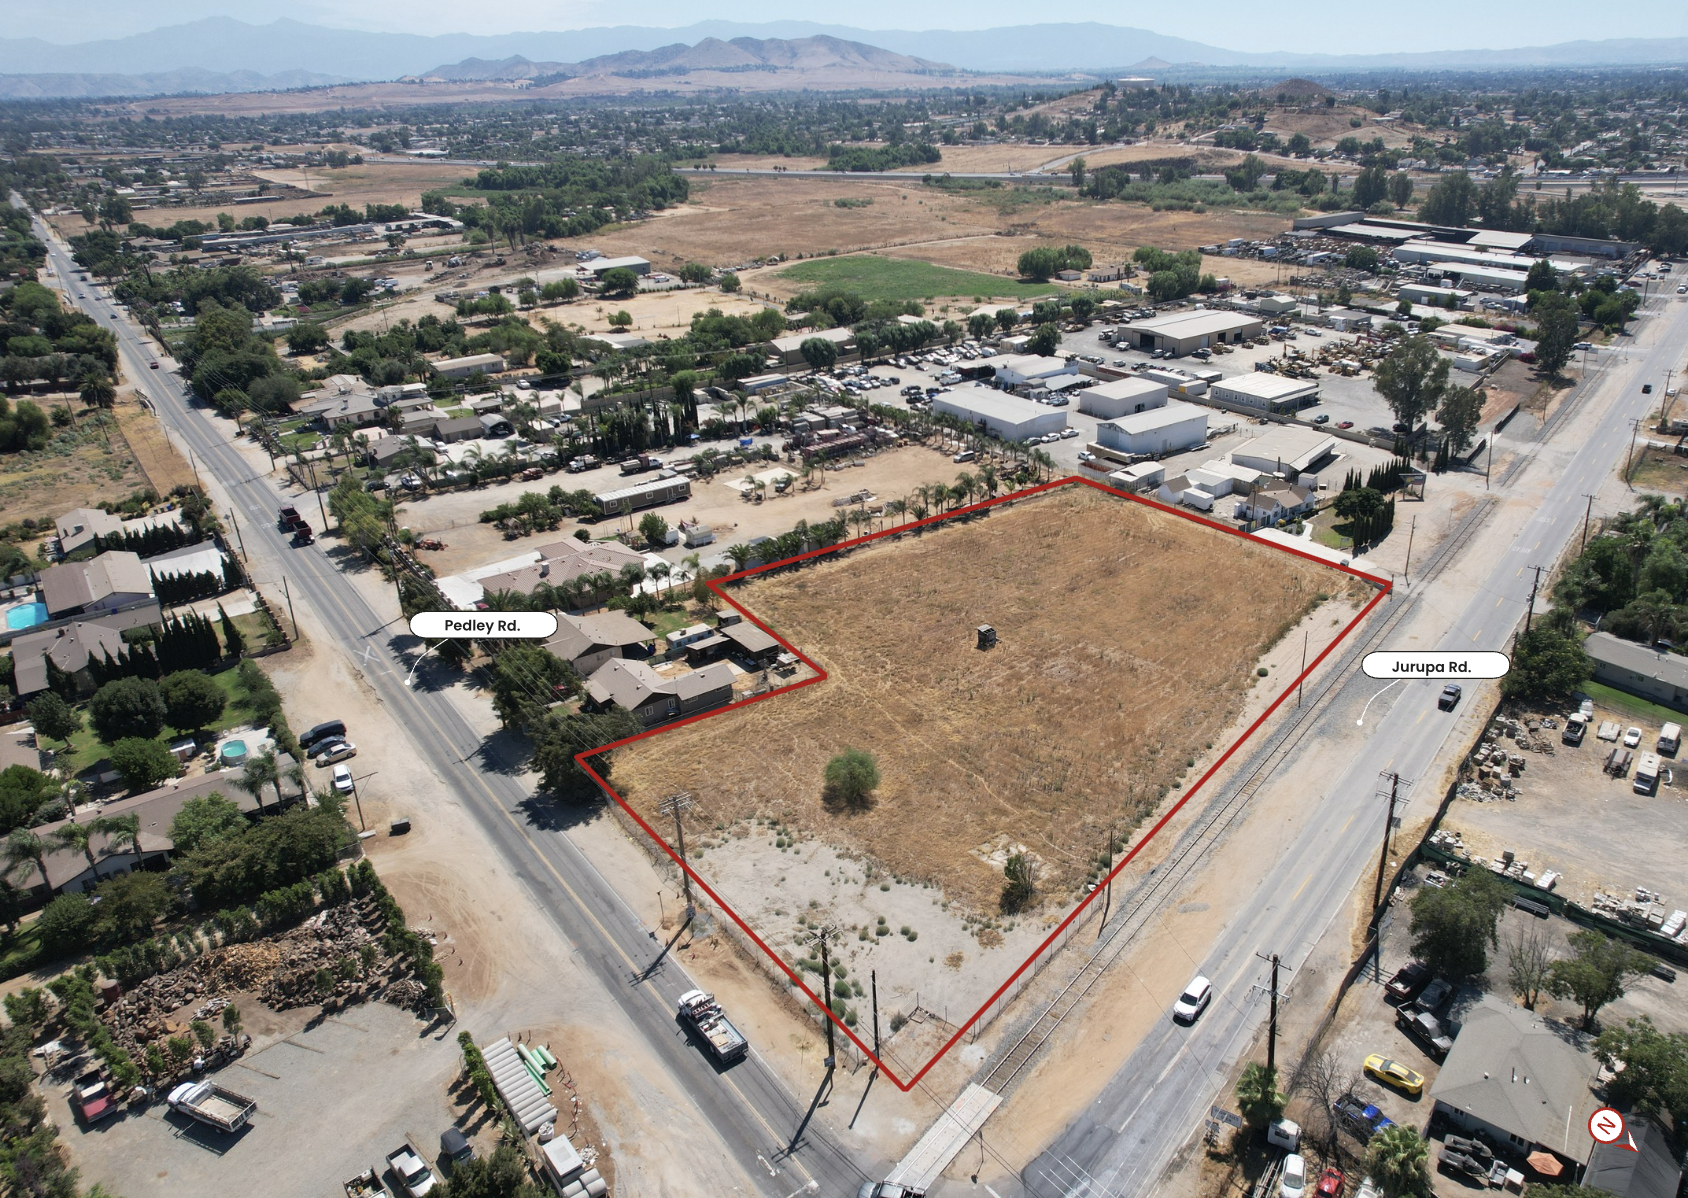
{"left": 220, "top": 740, "right": 248, "bottom": 768}
{"left": 5, "top": 602, "right": 48, "bottom": 631}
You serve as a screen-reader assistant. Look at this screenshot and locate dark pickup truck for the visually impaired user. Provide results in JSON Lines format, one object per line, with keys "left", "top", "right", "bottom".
{"left": 1384, "top": 962, "right": 1431, "bottom": 1003}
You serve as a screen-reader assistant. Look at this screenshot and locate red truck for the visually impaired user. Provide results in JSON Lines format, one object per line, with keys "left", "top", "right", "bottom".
{"left": 278, "top": 504, "right": 314, "bottom": 545}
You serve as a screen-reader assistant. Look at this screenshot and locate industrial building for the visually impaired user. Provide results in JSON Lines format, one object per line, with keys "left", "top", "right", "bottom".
{"left": 1398, "top": 283, "right": 1474, "bottom": 307}
{"left": 1230, "top": 426, "right": 1338, "bottom": 476}
{"left": 992, "top": 354, "right": 1072, "bottom": 388}
{"left": 1094, "top": 402, "right": 1208, "bottom": 457}
{"left": 1209, "top": 373, "right": 1320, "bottom": 414}
{"left": 768, "top": 326, "right": 856, "bottom": 365}
{"left": 433, "top": 352, "right": 507, "bottom": 379}
{"left": 1120, "top": 310, "right": 1263, "bottom": 356}
{"left": 933, "top": 389, "right": 1066, "bottom": 441}
{"left": 582, "top": 255, "right": 652, "bottom": 277}
{"left": 1078, "top": 376, "right": 1170, "bottom": 419}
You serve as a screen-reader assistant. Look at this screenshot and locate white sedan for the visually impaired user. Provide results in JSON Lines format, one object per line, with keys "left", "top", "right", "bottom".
{"left": 1624, "top": 726, "right": 1643, "bottom": 748}
{"left": 331, "top": 764, "right": 355, "bottom": 794}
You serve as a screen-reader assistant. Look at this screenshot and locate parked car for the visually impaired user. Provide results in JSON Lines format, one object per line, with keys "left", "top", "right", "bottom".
{"left": 1338, "top": 421, "right": 1354, "bottom": 429}
{"left": 1280, "top": 1153, "right": 1308, "bottom": 1198}
{"left": 1333, "top": 1097, "right": 1394, "bottom": 1142}
{"left": 1172, "top": 975, "right": 1212, "bottom": 1023}
{"left": 439, "top": 1128, "right": 474, "bottom": 1167}
{"left": 332, "top": 764, "right": 355, "bottom": 794}
{"left": 1415, "top": 978, "right": 1452, "bottom": 1013}
{"left": 1624, "top": 725, "right": 1643, "bottom": 747}
{"left": 299, "top": 720, "right": 346, "bottom": 751}
{"left": 1313, "top": 414, "right": 1330, "bottom": 424}
{"left": 1384, "top": 962, "right": 1430, "bottom": 1002}
{"left": 1316, "top": 1167, "right": 1346, "bottom": 1197}
{"left": 315, "top": 741, "right": 358, "bottom": 766}
{"left": 1363, "top": 1054, "right": 1425, "bottom": 1097}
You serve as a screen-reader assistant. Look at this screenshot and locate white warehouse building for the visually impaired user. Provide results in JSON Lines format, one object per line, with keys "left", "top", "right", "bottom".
{"left": 992, "top": 354, "right": 1072, "bottom": 388}
{"left": 1209, "top": 372, "right": 1320, "bottom": 414}
{"left": 934, "top": 389, "right": 1066, "bottom": 441}
{"left": 1078, "top": 376, "right": 1170, "bottom": 419}
{"left": 1095, "top": 401, "right": 1208, "bottom": 457}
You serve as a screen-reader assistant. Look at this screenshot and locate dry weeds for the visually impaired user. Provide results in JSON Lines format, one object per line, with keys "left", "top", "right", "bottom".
{"left": 611, "top": 486, "right": 1337, "bottom": 911}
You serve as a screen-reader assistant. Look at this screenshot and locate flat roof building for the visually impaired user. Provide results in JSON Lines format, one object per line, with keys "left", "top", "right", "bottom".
{"left": 1095, "top": 401, "right": 1208, "bottom": 457}
{"left": 768, "top": 326, "right": 856, "bottom": 366}
{"left": 1120, "top": 310, "right": 1263, "bottom": 356}
{"left": 1209, "top": 372, "right": 1320, "bottom": 414}
{"left": 433, "top": 352, "right": 506, "bottom": 379}
{"left": 933, "top": 389, "right": 1066, "bottom": 441}
{"left": 1078, "top": 376, "right": 1170, "bottom": 419}
{"left": 1585, "top": 631, "right": 1688, "bottom": 709}
{"left": 583, "top": 256, "right": 651, "bottom": 277}
{"left": 992, "top": 354, "right": 1071, "bottom": 388}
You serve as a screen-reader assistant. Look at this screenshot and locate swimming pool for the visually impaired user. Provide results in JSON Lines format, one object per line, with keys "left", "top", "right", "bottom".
{"left": 5, "top": 602, "right": 48, "bottom": 631}
{"left": 220, "top": 740, "right": 248, "bottom": 768}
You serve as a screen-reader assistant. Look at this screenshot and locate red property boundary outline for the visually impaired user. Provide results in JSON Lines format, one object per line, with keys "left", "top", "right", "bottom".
{"left": 575, "top": 474, "right": 1392, "bottom": 1092}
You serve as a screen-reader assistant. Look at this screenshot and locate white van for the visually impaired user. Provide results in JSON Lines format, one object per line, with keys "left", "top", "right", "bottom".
{"left": 1659, "top": 722, "right": 1681, "bottom": 756}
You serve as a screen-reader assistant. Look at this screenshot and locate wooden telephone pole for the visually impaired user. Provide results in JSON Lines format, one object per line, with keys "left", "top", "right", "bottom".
{"left": 657, "top": 791, "right": 698, "bottom": 907}
{"left": 805, "top": 923, "right": 841, "bottom": 1069}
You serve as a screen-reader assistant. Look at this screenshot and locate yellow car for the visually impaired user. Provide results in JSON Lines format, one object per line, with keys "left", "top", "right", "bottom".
{"left": 1364, "top": 1054, "right": 1425, "bottom": 1097}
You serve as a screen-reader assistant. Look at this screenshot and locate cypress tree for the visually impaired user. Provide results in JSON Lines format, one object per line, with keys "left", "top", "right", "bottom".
{"left": 218, "top": 604, "right": 244, "bottom": 659}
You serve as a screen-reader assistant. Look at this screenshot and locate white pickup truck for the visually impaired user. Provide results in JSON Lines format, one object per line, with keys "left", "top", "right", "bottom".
{"left": 386, "top": 1143, "right": 438, "bottom": 1197}
{"left": 167, "top": 1080, "right": 256, "bottom": 1132}
{"left": 677, "top": 989, "right": 747, "bottom": 1063}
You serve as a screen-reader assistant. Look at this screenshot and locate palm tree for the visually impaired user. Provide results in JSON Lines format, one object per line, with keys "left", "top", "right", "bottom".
{"left": 884, "top": 498, "right": 906, "bottom": 531}
{"left": 97, "top": 814, "right": 141, "bottom": 874}
{"left": 240, "top": 749, "right": 279, "bottom": 815}
{"left": 725, "top": 543, "right": 753, "bottom": 572}
{"left": 3, "top": 829, "right": 49, "bottom": 895}
{"left": 648, "top": 561, "right": 672, "bottom": 595}
{"left": 1365, "top": 1125, "right": 1430, "bottom": 1197}
{"left": 48, "top": 822, "right": 99, "bottom": 886}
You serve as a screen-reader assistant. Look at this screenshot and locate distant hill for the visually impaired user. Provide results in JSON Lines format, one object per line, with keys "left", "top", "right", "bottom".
{"left": 0, "top": 66, "right": 345, "bottom": 99}
{"left": 1268, "top": 78, "right": 1333, "bottom": 99}
{"left": 421, "top": 35, "right": 947, "bottom": 82}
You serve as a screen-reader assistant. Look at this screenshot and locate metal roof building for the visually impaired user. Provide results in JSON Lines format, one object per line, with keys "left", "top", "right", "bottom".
{"left": 1585, "top": 631, "right": 1688, "bottom": 709}
{"left": 933, "top": 389, "right": 1066, "bottom": 441}
{"left": 1095, "top": 401, "right": 1208, "bottom": 457}
{"left": 1078, "top": 376, "right": 1170, "bottom": 419}
{"left": 1120, "top": 310, "right": 1264, "bottom": 357}
{"left": 1209, "top": 372, "right": 1320, "bottom": 414}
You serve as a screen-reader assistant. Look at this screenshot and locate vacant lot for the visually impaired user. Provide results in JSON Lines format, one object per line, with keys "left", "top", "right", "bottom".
{"left": 776, "top": 254, "right": 1061, "bottom": 303}
{"left": 610, "top": 484, "right": 1342, "bottom": 912}
{"left": 0, "top": 407, "right": 148, "bottom": 533}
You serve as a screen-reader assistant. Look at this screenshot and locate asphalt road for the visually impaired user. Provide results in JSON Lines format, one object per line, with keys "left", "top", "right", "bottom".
{"left": 1017, "top": 291, "right": 1688, "bottom": 1197}
{"left": 23, "top": 202, "right": 870, "bottom": 1198}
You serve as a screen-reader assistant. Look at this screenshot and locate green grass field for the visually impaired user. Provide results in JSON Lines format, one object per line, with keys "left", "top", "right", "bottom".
{"left": 1582, "top": 680, "right": 1688, "bottom": 723}
{"left": 776, "top": 255, "right": 1062, "bottom": 303}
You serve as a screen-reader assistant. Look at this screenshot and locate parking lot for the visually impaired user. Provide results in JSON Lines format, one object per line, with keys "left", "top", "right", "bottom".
{"left": 54, "top": 1003, "right": 487, "bottom": 1198}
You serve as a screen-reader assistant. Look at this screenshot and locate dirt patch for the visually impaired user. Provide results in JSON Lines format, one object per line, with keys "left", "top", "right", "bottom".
{"left": 610, "top": 484, "right": 1336, "bottom": 912}
{"left": 0, "top": 406, "right": 148, "bottom": 531}
{"left": 112, "top": 391, "right": 196, "bottom": 495}
{"left": 1627, "top": 447, "right": 1688, "bottom": 496}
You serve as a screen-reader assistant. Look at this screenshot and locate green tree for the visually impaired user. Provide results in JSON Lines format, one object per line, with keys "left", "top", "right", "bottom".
{"left": 1352, "top": 164, "right": 1389, "bottom": 209}
{"left": 1373, "top": 335, "right": 1449, "bottom": 434}
{"left": 1594, "top": 1016, "right": 1688, "bottom": 1129}
{"left": 439, "top": 1142, "right": 544, "bottom": 1198}
{"left": 1000, "top": 852, "right": 1036, "bottom": 914}
{"left": 599, "top": 267, "right": 639, "bottom": 298}
{"left": 88, "top": 676, "right": 168, "bottom": 743}
{"left": 1344, "top": 245, "right": 1380, "bottom": 272}
{"left": 168, "top": 792, "right": 248, "bottom": 853}
{"left": 1365, "top": 1124, "right": 1432, "bottom": 1198}
{"left": 1388, "top": 171, "right": 1414, "bottom": 208}
{"left": 109, "top": 737, "right": 178, "bottom": 792}
{"left": 78, "top": 372, "right": 117, "bottom": 409}
{"left": 37, "top": 893, "right": 96, "bottom": 957}
{"left": 799, "top": 336, "right": 839, "bottom": 371}
{"left": 93, "top": 870, "right": 171, "bottom": 941}
{"left": 489, "top": 645, "right": 577, "bottom": 732}
{"left": 25, "top": 692, "right": 80, "bottom": 748}
{"left": 1408, "top": 867, "right": 1508, "bottom": 978}
{"left": 2, "top": 828, "right": 49, "bottom": 893}
{"left": 638, "top": 513, "right": 670, "bottom": 548}
{"left": 1418, "top": 171, "right": 1477, "bottom": 226}
{"left": 1026, "top": 323, "right": 1061, "bottom": 357}
{"left": 160, "top": 670, "right": 227, "bottom": 733}
{"left": 1502, "top": 625, "right": 1591, "bottom": 700}
{"left": 1525, "top": 1186, "right": 1619, "bottom": 1198}
{"left": 1069, "top": 156, "right": 1087, "bottom": 189}
{"left": 286, "top": 323, "right": 330, "bottom": 355}
{"left": 1235, "top": 1062, "right": 1285, "bottom": 1131}
{"left": 1436, "top": 384, "right": 1483, "bottom": 454}
{"left": 1547, "top": 930, "right": 1653, "bottom": 1030}
{"left": 1525, "top": 259, "right": 1558, "bottom": 293}
{"left": 532, "top": 708, "right": 642, "bottom": 800}
{"left": 1018, "top": 247, "right": 1060, "bottom": 281}
{"left": 1534, "top": 304, "right": 1580, "bottom": 376}
{"left": 822, "top": 747, "right": 880, "bottom": 811}
{"left": 677, "top": 262, "right": 713, "bottom": 284}
{"left": 718, "top": 271, "right": 741, "bottom": 294}
{"left": 1334, "top": 487, "right": 1384, "bottom": 523}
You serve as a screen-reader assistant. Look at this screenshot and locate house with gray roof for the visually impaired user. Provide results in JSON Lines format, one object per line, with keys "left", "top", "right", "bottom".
{"left": 1585, "top": 631, "right": 1688, "bottom": 710}
{"left": 38, "top": 551, "right": 155, "bottom": 618}
{"left": 583, "top": 658, "right": 735, "bottom": 726}
{"left": 544, "top": 610, "right": 654, "bottom": 676}
{"left": 1427, "top": 996, "right": 1600, "bottom": 1158}
{"left": 1585, "top": 1119, "right": 1682, "bottom": 1198}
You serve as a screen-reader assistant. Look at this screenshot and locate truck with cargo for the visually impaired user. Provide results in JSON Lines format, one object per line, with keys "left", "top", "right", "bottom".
{"left": 69, "top": 1076, "right": 119, "bottom": 1125}
{"left": 1635, "top": 753, "right": 1662, "bottom": 795}
{"left": 566, "top": 455, "right": 600, "bottom": 473}
{"left": 676, "top": 989, "right": 748, "bottom": 1063}
{"left": 1660, "top": 722, "right": 1682, "bottom": 756}
{"left": 167, "top": 1079, "right": 257, "bottom": 1132}
{"left": 1562, "top": 713, "right": 1588, "bottom": 746}
{"left": 278, "top": 504, "right": 304, "bottom": 532}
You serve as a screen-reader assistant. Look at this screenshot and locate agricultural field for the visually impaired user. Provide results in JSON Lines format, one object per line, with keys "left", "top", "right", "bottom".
{"left": 609, "top": 484, "right": 1349, "bottom": 915}
{"left": 775, "top": 254, "right": 1063, "bottom": 303}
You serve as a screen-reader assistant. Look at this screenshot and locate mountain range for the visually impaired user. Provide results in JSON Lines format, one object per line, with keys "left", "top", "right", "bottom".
{"left": 1, "top": 18, "right": 1687, "bottom": 99}
{"left": 417, "top": 36, "right": 945, "bottom": 83}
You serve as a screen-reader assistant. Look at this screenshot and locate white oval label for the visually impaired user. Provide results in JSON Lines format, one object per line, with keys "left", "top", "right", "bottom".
{"left": 1362, "top": 650, "right": 1510, "bottom": 680}
{"left": 408, "top": 611, "right": 558, "bottom": 640}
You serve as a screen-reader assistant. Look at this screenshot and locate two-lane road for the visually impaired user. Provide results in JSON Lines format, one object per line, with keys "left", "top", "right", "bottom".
{"left": 26, "top": 205, "right": 872, "bottom": 1198}
{"left": 1020, "top": 294, "right": 1688, "bottom": 1197}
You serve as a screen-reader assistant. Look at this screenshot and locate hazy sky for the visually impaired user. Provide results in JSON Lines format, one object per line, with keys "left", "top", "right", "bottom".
{"left": 8, "top": 0, "right": 1687, "bottom": 51}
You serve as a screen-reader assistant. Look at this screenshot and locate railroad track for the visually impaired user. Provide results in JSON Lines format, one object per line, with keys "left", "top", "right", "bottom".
{"left": 976, "top": 495, "right": 1493, "bottom": 1094}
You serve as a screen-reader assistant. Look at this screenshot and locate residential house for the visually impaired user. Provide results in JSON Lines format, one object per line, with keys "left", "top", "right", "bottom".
{"left": 433, "top": 353, "right": 507, "bottom": 379}
{"left": 431, "top": 416, "right": 484, "bottom": 443}
{"left": 39, "top": 551, "right": 155, "bottom": 619}
{"left": 1585, "top": 632, "right": 1688, "bottom": 709}
{"left": 53, "top": 507, "right": 121, "bottom": 557}
{"left": 475, "top": 540, "right": 649, "bottom": 606}
{"left": 25, "top": 760, "right": 304, "bottom": 897}
{"left": 1156, "top": 475, "right": 1216, "bottom": 512}
{"left": 299, "top": 374, "right": 383, "bottom": 429}
{"left": 145, "top": 541, "right": 228, "bottom": 591}
{"left": 544, "top": 610, "right": 655, "bottom": 676}
{"left": 1428, "top": 996, "right": 1600, "bottom": 1159}
{"left": 1234, "top": 482, "right": 1315, "bottom": 525}
{"left": 12, "top": 616, "right": 143, "bottom": 696}
{"left": 1585, "top": 1119, "right": 1682, "bottom": 1198}
{"left": 583, "top": 658, "right": 735, "bottom": 726}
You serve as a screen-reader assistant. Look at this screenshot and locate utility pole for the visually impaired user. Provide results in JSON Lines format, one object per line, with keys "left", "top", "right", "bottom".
{"left": 228, "top": 509, "right": 246, "bottom": 560}
{"left": 1373, "top": 771, "right": 1404, "bottom": 914}
{"left": 1581, "top": 494, "right": 1596, "bottom": 550}
{"left": 306, "top": 459, "right": 329, "bottom": 531}
{"left": 1403, "top": 515, "right": 1417, "bottom": 582}
{"left": 657, "top": 791, "right": 697, "bottom": 906}
{"left": 1626, "top": 417, "right": 1643, "bottom": 489}
{"left": 1485, "top": 432, "right": 1493, "bottom": 489}
{"left": 870, "top": 969, "right": 881, "bottom": 1061}
{"left": 188, "top": 447, "right": 202, "bottom": 489}
{"left": 280, "top": 576, "right": 299, "bottom": 641}
{"left": 1253, "top": 951, "right": 1285, "bottom": 1081}
{"left": 805, "top": 924, "right": 840, "bottom": 1069}
{"left": 1297, "top": 630, "right": 1308, "bottom": 708}
{"left": 1524, "top": 565, "right": 1544, "bottom": 636}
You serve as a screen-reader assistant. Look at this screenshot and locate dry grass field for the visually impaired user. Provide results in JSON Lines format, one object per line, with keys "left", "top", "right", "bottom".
{"left": 0, "top": 401, "right": 150, "bottom": 532}
{"left": 610, "top": 485, "right": 1346, "bottom": 912}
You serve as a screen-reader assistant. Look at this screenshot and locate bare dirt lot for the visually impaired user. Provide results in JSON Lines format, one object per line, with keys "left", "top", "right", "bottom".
{"left": 610, "top": 484, "right": 1343, "bottom": 912}
{"left": 0, "top": 403, "right": 149, "bottom": 531}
